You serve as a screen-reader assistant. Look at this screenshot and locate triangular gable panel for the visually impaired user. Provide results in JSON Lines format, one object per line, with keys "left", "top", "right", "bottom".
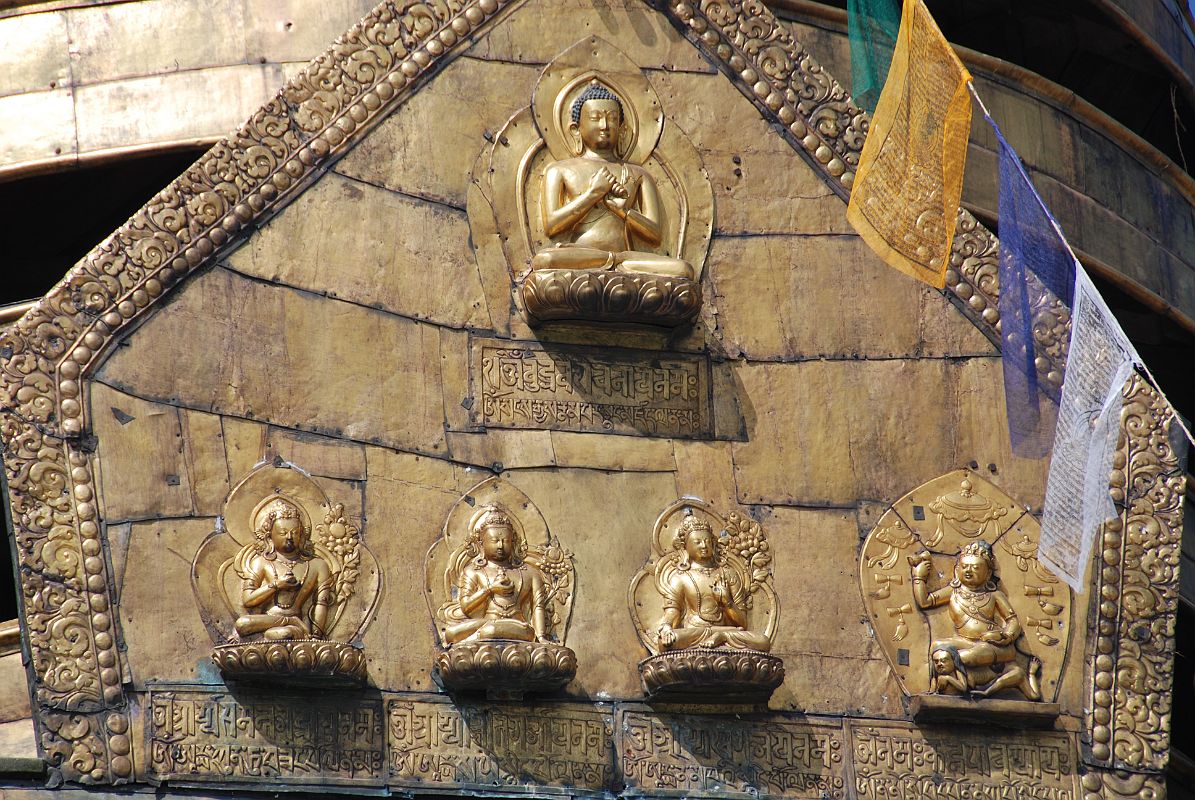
{"left": 0, "top": 0, "right": 1173, "bottom": 791}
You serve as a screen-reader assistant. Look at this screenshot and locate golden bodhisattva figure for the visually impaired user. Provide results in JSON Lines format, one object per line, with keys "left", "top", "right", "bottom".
{"left": 533, "top": 81, "right": 693, "bottom": 280}
{"left": 428, "top": 482, "right": 577, "bottom": 695}
{"left": 909, "top": 541, "right": 1042, "bottom": 700}
{"left": 656, "top": 515, "right": 771, "bottom": 653}
{"left": 443, "top": 505, "right": 551, "bottom": 645}
{"left": 234, "top": 497, "right": 334, "bottom": 641}
{"left": 192, "top": 463, "right": 379, "bottom": 683}
{"left": 630, "top": 501, "right": 783, "bottom": 701}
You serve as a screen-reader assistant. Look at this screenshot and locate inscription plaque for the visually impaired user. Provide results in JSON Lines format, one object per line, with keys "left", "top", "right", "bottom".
{"left": 389, "top": 698, "right": 614, "bottom": 794}
{"left": 849, "top": 722, "right": 1078, "bottom": 800}
{"left": 471, "top": 338, "right": 713, "bottom": 438}
{"left": 618, "top": 710, "right": 846, "bottom": 798}
{"left": 148, "top": 689, "right": 384, "bottom": 786}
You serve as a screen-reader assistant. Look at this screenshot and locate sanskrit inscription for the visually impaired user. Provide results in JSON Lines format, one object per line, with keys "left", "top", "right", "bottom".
{"left": 389, "top": 699, "right": 614, "bottom": 794}
{"left": 148, "top": 689, "right": 384, "bottom": 786}
{"left": 619, "top": 711, "right": 846, "bottom": 798}
{"left": 472, "top": 338, "right": 712, "bottom": 438}
{"left": 850, "top": 722, "right": 1077, "bottom": 800}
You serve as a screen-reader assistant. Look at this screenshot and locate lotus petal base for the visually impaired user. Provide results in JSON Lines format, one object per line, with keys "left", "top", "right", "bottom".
{"left": 434, "top": 640, "right": 577, "bottom": 695}
{"left": 212, "top": 640, "right": 366, "bottom": 685}
{"left": 521, "top": 270, "right": 701, "bottom": 327}
{"left": 640, "top": 648, "right": 785, "bottom": 702}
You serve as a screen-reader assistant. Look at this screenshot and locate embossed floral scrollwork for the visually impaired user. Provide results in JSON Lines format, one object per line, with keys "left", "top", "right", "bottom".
{"left": 1087, "top": 374, "right": 1185, "bottom": 771}
{"left": 1080, "top": 770, "right": 1164, "bottom": 800}
{"left": 39, "top": 710, "right": 132, "bottom": 785}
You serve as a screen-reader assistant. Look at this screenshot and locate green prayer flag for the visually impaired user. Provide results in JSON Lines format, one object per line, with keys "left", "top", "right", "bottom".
{"left": 848, "top": 0, "right": 901, "bottom": 113}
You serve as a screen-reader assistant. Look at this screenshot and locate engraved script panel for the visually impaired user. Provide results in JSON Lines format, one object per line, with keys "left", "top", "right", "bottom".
{"left": 148, "top": 689, "right": 385, "bottom": 786}
{"left": 388, "top": 698, "right": 614, "bottom": 794}
{"left": 471, "top": 338, "right": 713, "bottom": 439}
{"left": 618, "top": 710, "right": 846, "bottom": 798}
{"left": 849, "top": 722, "right": 1078, "bottom": 800}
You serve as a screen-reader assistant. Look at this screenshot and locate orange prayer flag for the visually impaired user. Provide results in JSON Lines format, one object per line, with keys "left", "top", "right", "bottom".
{"left": 846, "top": 0, "right": 973, "bottom": 289}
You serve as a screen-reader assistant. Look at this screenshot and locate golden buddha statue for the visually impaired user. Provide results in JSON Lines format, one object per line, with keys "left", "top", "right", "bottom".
{"left": 656, "top": 515, "right": 771, "bottom": 652}
{"left": 909, "top": 540, "right": 1042, "bottom": 700}
{"left": 428, "top": 481, "right": 577, "bottom": 694}
{"left": 234, "top": 497, "right": 335, "bottom": 641}
{"left": 442, "top": 504, "right": 552, "bottom": 645}
{"left": 193, "top": 463, "right": 377, "bottom": 683}
{"left": 630, "top": 501, "right": 783, "bottom": 700}
{"left": 531, "top": 81, "right": 693, "bottom": 280}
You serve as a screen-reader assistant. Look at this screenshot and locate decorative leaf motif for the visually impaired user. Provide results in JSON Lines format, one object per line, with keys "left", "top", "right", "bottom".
{"left": 721, "top": 510, "right": 771, "bottom": 595}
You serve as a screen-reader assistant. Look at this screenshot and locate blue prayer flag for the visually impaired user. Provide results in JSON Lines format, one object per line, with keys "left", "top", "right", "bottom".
{"left": 990, "top": 117, "right": 1075, "bottom": 458}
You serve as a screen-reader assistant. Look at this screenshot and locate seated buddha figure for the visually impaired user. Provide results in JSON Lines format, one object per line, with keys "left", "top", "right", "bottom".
{"left": 531, "top": 81, "right": 693, "bottom": 279}
{"left": 656, "top": 515, "right": 771, "bottom": 652}
{"left": 910, "top": 541, "right": 1042, "bottom": 700}
{"left": 234, "top": 497, "right": 335, "bottom": 641}
{"left": 444, "top": 505, "right": 551, "bottom": 645}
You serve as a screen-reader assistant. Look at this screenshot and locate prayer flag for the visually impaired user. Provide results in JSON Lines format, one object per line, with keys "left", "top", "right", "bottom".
{"left": 846, "top": 0, "right": 972, "bottom": 288}
{"left": 990, "top": 117, "right": 1074, "bottom": 458}
{"left": 1039, "top": 268, "right": 1138, "bottom": 593}
{"left": 848, "top": 0, "right": 901, "bottom": 113}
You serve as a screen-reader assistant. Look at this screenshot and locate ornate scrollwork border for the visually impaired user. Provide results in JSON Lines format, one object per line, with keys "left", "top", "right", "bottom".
{"left": 1086, "top": 373, "right": 1186, "bottom": 772}
{"left": 1079, "top": 769, "right": 1166, "bottom": 800}
{"left": 0, "top": 0, "right": 521, "bottom": 784}
{"left": 653, "top": 0, "right": 1073, "bottom": 395}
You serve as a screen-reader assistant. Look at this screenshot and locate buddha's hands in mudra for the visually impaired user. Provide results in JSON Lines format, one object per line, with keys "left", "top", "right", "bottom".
{"left": 586, "top": 167, "right": 616, "bottom": 200}
{"left": 982, "top": 630, "right": 1012, "bottom": 645}
{"left": 656, "top": 624, "right": 677, "bottom": 648}
{"left": 489, "top": 571, "right": 516, "bottom": 598}
{"left": 710, "top": 578, "right": 731, "bottom": 607}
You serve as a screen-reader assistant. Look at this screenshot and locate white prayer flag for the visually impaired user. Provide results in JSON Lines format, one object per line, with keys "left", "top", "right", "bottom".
{"left": 1038, "top": 268, "right": 1139, "bottom": 592}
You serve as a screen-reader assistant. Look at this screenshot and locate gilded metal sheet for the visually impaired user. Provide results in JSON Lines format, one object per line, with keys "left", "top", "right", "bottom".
{"left": 147, "top": 689, "right": 385, "bottom": 786}
{"left": 470, "top": 337, "right": 713, "bottom": 438}
{"left": 848, "top": 721, "right": 1078, "bottom": 800}
{"left": 387, "top": 697, "right": 614, "bottom": 794}
{"left": 617, "top": 709, "right": 846, "bottom": 798}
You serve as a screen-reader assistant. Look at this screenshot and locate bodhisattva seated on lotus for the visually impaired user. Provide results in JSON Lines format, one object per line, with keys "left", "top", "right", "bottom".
{"left": 656, "top": 515, "right": 771, "bottom": 653}
{"left": 443, "top": 506, "right": 551, "bottom": 645}
{"left": 235, "top": 497, "right": 334, "bottom": 641}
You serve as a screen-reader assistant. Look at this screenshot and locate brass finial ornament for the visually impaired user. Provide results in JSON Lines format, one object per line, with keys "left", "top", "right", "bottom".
{"left": 629, "top": 499, "right": 783, "bottom": 701}
{"left": 860, "top": 470, "right": 1072, "bottom": 724}
{"left": 191, "top": 462, "right": 381, "bottom": 684}
{"left": 425, "top": 478, "right": 577, "bottom": 696}
{"left": 469, "top": 36, "right": 713, "bottom": 327}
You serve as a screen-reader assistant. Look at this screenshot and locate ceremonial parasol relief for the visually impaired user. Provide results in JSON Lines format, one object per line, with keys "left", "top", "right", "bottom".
{"left": 859, "top": 470, "right": 1073, "bottom": 708}
{"left": 424, "top": 477, "right": 577, "bottom": 695}
{"left": 471, "top": 35, "right": 713, "bottom": 326}
{"left": 191, "top": 461, "right": 381, "bottom": 683}
{"left": 629, "top": 498, "right": 784, "bottom": 701}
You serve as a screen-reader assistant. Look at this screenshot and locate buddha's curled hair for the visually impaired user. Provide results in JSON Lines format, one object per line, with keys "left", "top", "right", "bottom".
{"left": 571, "top": 82, "right": 623, "bottom": 125}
